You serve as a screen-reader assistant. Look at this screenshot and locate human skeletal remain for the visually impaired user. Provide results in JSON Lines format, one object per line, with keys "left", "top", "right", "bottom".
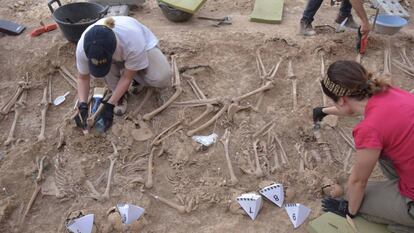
{"left": 4, "top": 86, "right": 27, "bottom": 146}
{"left": 219, "top": 129, "right": 238, "bottom": 186}
{"left": 287, "top": 59, "right": 298, "bottom": 111}
{"left": 37, "top": 81, "right": 50, "bottom": 142}
{"left": 86, "top": 142, "right": 118, "bottom": 201}
{"left": 145, "top": 146, "right": 164, "bottom": 189}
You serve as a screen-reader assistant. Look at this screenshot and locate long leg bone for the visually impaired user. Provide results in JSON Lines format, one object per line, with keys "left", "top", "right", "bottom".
{"left": 274, "top": 134, "right": 288, "bottom": 164}
{"left": 287, "top": 59, "right": 298, "bottom": 111}
{"left": 147, "top": 192, "right": 186, "bottom": 214}
{"left": 102, "top": 142, "right": 118, "bottom": 200}
{"left": 19, "top": 156, "right": 46, "bottom": 227}
{"left": 232, "top": 81, "right": 274, "bottom": 103}
{"left": 4, "top": 90, "right": 27, "bottom": 146}
{"left": 37, "top": 84, "right": 49, "bottom": 142}
{"left": 1, "top": 80, "right": 29, "bottom": 115}
{"left": 253, "top": 57, "right": 283, "bottom": 112}
{"left": 1, "top": 86, "right": 23, "bottom": 115}
{"left": 151, "top": 120, "right": 183, "bottom": 146}
{"left": 219, "top": 129, "right": 238, "bottom": 186}
{"left": 143, "top": 56, "right": 183, "bottom": 121}
{"left": 145, "top": 146, "right": 164, "bottom": 189}
{"left": 182, "top": 74, "right": 217, "bottom": 126}
{"left": 318, "top": 51, "right": 328, "bottom": 106}
{"left": 186, "top": 101, "right": 230, "bottom": 136}
{"left": 253, "top": 139, "right": 264, "bottom": 177}
{"left": 58, "top": 69, "right": 77, "bottom": 89}
{"left": 86, "top": 142, "right": 118, "bottom": 201}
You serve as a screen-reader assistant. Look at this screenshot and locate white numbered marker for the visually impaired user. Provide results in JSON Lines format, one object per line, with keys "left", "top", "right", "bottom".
{"left": 66, "top": 214, "right": 94, "bottom": 233}
{"left": 285, "top": 203, "right": 311, "bottom": 228}
{"left": 259, "top": 183, "right": 284, "bottom": 207}
{"left": 116, "top": 203, "right": 145, "bottom": 225}
{"left": 236, "top": 193, "right": 263, "bottom": 220}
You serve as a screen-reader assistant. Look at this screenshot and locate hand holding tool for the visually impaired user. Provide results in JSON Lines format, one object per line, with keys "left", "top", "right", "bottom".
{"left": 357, "top": 27, "right": 368, "bottom": 54}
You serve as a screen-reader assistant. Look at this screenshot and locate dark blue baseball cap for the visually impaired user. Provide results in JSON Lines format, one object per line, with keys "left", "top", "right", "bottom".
{"left": 83, "top": 25, "right": 117, "bottom": 78}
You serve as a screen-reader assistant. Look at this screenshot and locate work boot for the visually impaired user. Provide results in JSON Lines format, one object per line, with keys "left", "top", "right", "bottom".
{"left": 114, "top": 95, "right": 128, "bottom": 116}
{"left": 299, "top": 21, "right": 316, "bottom": 36}
{"left": 335, "top": 14, "right": 359, "bottom": 29}
{"left": 128, "top": 80, "right": 144, "bottom": 95}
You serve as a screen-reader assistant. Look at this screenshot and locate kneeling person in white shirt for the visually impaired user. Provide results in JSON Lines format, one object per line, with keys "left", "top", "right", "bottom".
{"left": 75, "top": 16, "right": 172, "bottom": 132}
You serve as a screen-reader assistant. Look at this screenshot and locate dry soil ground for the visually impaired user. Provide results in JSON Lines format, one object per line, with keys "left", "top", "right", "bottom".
{"left": 1, "top": 0, "right": 414, "bottom": 232}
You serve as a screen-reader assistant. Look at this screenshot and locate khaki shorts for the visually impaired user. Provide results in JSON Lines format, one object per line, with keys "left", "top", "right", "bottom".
{"left": 358, "top": 157, "right": 414, "bottom": 231}
{"left": 104, "top": 46, "right": 172, "bottom": 91}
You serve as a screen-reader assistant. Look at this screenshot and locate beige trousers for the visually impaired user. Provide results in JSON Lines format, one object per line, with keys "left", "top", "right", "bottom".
{"left": 358, "top": 157, "right": 414, "bottom": 232}
{"left": 104, "top": 47, "right": 172, "bottom": 91}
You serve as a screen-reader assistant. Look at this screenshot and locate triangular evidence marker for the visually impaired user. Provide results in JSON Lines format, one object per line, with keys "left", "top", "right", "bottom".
{"left": 285, "top": 203, "right": 311, "bottom": 228}
{"left": 116, "top": 203, "right": 145, "bottom": 225}
{"left": 66, "top": 214, "right": 94, "bottom": 233}
{"left": 259, "top": 183, "right": 284, "bottom": 207}
{"left": 236, "top": 193, "right": 263, "bottom": 220}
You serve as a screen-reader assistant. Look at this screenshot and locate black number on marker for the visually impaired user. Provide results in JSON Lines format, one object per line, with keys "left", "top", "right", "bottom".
{"left": 249, "top": 207, "right": 253, "bottom": 213}
{"left": 273, "top": 195, "right": 279, "bottom": 201}
{"left": 292, "top": 213, "right": 296, "bottom": 221}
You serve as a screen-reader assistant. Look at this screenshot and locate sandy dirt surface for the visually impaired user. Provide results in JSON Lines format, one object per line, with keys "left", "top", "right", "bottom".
{"left": 1, "top": 0, "right": 414, "bottom": 232}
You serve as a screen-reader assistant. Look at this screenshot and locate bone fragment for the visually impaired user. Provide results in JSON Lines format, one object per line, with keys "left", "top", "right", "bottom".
{"left": 148, "top": 192, "right": 186, "bottom": 214}
{"left": 151, "top": 120, "right": 183, "bottom": 146}
{"left": 182, "top": 74, "right": 217, "bottom": 126}
{"left": 187, "top": 101, "right": 230, "bottom": 136}
{"left": 219, "top": 129, "right": 238, "bottom": 186}
{"left": 274, "top": 134, "right": 288, "bottom": 164}
{"left": 252, "top": 139, "right": 264, "bottom": 177}
{"left": 145, "top": 146, "right": 164, "bottom": 189}
{"left": 58, "top": 69, "right": 77, "bottom": 89}
{"left": 37, "top": 84, "right": 49, "bottom": 142}
{"left": 313, "top": 129, "right": 333, "bottom": 163}
{"left": 232, "top": 81, "right": 274, "bottom": 103}
{"left": 252, "top": 118, "right": 276, "bottom": 139}
{"left": 287, "top": 60, "right": 298, "bottom": 111}
{"left": 143, "top": 56, "right": 182, "bottom": 121}
{"left": 48, "top": 76, "right": 52, "bottom": 104}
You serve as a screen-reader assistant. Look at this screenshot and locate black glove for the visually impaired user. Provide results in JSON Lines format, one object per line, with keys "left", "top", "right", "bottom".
{"left": 74, "top": 102, "right": 89, "bottom": 130}
{"left": 101, "top": 101, "right": 114, "bottom": 132}
{"left": 321, "top": 197, "right": 356, "bottom": 218}
{"left": 313, "top": 107, "right": 328, "bottom": 125}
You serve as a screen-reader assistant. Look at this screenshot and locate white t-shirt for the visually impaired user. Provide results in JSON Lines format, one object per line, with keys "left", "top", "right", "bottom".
{"left": 76, "top": 16, "right": 159, "bottom": 75}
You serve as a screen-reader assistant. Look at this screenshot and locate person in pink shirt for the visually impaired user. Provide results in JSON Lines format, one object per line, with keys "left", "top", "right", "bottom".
{"left": 313, "top": 60, "right": 414, "bottom": 233}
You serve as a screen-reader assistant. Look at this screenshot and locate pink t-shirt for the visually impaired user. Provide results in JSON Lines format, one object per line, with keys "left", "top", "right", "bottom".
{"left": 353, "top": 87, "right": 414, "bottom": 200}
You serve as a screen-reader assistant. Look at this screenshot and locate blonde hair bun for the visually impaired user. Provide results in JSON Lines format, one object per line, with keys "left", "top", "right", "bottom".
{"left": 103, "top": 17, "right": 115, "bottom": 29}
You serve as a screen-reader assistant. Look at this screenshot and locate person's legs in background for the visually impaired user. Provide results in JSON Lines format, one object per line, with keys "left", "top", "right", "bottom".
{"left": 335, "top": 0, "right": 359, "bottom": 28}
{"left": 300, "top": 0, "right": 323, "bottom": 36}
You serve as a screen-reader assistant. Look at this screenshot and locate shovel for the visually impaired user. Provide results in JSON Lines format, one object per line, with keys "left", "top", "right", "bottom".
{"left": 53, "top": 91, "right": 70, "bottom": 106}
{"left": 131, "top": 115, "right": 153, "bottom": 141}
